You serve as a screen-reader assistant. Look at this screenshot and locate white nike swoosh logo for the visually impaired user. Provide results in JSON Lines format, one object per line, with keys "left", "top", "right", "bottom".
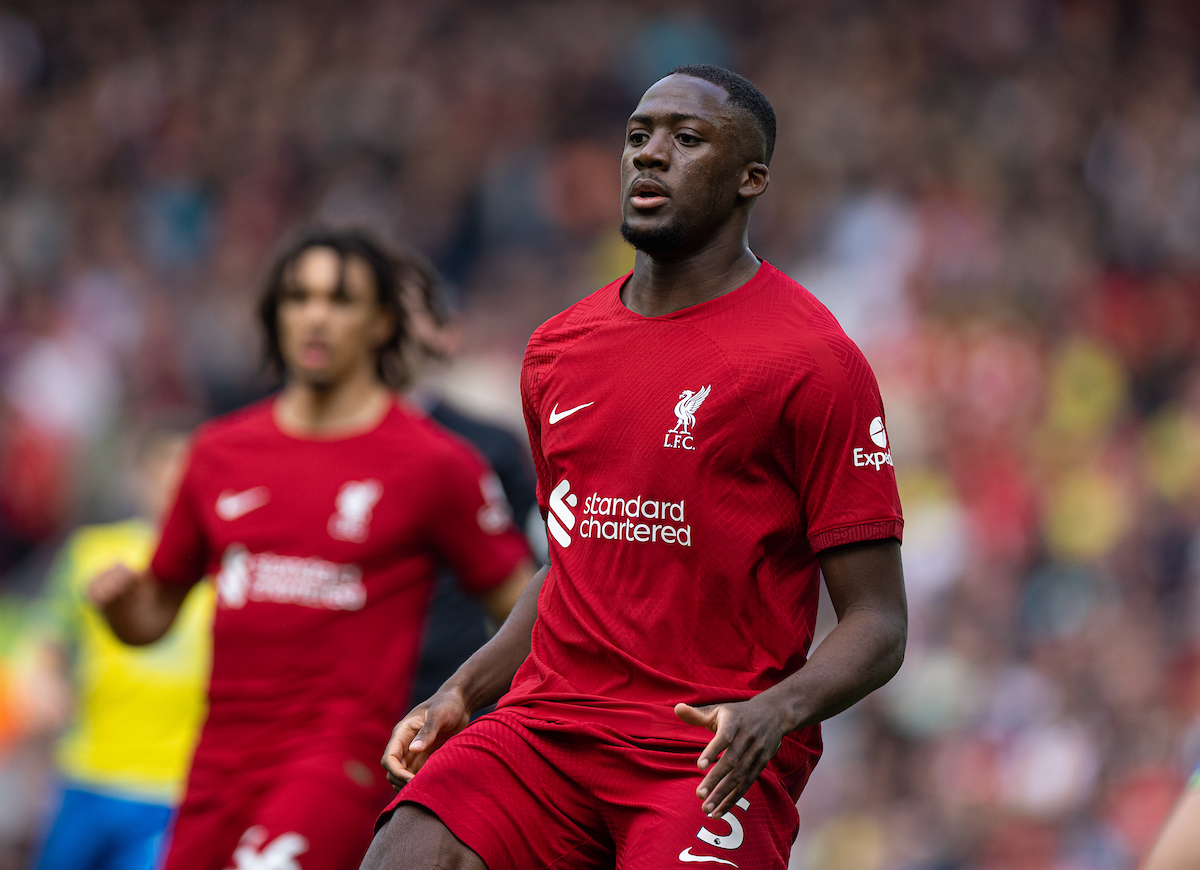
{"left": 216, "top": 487, "right": 270, "bottom": 521}
{"left": 548, "top": 402, "right": 594, "bottom": 424}
{"left": 679, "top": 849, "right": 738, "bottom": 867}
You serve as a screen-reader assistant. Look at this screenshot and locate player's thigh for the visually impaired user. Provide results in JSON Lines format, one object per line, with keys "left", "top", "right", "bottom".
{"left": 615, "top": 769, "right": 798, "bottom": 870}
{"left": 360, "top": 804, "right": 486, "bottom": 870}
{"left": 225, "top": 775, "right": 379, "bottom": 870}
{"left": 383, "top": 712, "right": 612, "bottom": 870}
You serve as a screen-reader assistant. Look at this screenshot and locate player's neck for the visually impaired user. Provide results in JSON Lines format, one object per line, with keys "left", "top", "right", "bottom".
{"left": 622, "top": 231, "right": 760, "bottom": 318}
{"left": 274, "top": 368, "right": 392, "bottom": 438}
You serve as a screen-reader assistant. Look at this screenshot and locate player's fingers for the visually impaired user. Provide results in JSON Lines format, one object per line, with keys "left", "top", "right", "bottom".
{"left": 696, "top": 716, "right": 736, "bottom": 772}
{"left": 696, "top": 726, "right": 740, "bottom": 799}
{"left": 701, "top": 739, "right": 773, "bottom": 817}
{"left": 382, "top": 758, "right": 412, "bottom": 785}
{"left": 384, "top": 767, "right": 415, "bottom": 790}
{"left": 674, "top": 702, "right": 720, "bottom": 732}
{"left": 381, "top": 727, "right": 410, "bottom": 766}
{"left": 86, "top": 564, "right": 132, "bottom": 605}
{"left": 408, "top": 709, "right": 446, "bottom": 753}
{"left": 381, "top": 710, "right": 426, "bottom": 767}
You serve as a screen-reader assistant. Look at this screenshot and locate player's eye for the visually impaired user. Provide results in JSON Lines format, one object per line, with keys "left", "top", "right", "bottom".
{"left": 628, "top": 130, "right": 648, "bottom": 146}
{"left": 676, "top": 132, "right": 701, "bottom": 146}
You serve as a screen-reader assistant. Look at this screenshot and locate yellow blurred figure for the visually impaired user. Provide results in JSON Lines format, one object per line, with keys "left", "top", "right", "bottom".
{"left": 28, "top": 423, "right": 213, "bottom": 870}
{"left": 37, "top": 521, "right": 213, "bottom": 801}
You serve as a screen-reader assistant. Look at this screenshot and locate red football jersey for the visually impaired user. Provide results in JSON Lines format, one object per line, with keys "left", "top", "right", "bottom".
{"left": 152, "top": 399, "right": 529, "bottom": 791}
{"left": 499, "top": 261, "right": 903, "bottom": 797}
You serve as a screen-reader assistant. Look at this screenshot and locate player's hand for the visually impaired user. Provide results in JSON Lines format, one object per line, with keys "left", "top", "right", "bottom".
{"left": 380, "top": 688, "right": 471, "bottom": 789}
{"left": 86, "top": 563, "right": 143, "bottom": 609}
{"left": 675, "top": 698, "right": 787, "bottom": 818}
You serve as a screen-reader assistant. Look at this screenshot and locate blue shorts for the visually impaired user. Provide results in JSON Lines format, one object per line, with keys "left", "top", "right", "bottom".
{"left": 33, "top": 784, "right": 174, "bottom": 870}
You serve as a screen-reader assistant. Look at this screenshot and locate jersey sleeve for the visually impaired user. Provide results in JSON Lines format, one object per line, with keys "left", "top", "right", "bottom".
{"left": 426, "top": 441, "right": 531, "bottom": 596}
{"left": 783, "top": 331, "right": 904, "bottom": 553}
{"left": 521, "top": 337, "right": 553, "bottom": 515}
{"left": 150, "top": 442, "right": 209, "bottom": 589}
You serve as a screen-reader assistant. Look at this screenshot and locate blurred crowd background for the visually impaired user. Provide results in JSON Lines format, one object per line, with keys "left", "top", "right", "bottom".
{"left": 0, "top": 0, "right": 1198, "bottom": 868}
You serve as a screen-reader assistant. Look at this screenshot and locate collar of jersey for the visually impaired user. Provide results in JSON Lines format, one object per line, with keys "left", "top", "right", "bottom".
{"left": 609, "top": 259, "right": 773, "bottom": 322}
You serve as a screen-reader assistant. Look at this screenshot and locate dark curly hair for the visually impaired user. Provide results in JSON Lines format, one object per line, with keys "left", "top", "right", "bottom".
{"left": 665, "top": 64, "right": 776, "bottom": 165}
{"left": 258, "top": 228, "right": 408, "bottom": 388}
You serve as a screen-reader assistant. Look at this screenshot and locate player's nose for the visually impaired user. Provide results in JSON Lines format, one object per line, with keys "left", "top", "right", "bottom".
{"left": 632, "top": 129, "right": 671, "bottom": 170}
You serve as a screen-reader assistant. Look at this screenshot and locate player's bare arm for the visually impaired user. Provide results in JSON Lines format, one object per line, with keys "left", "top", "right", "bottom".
{"left": 87, "top": 563, "right": 190, "bottom": 646}
{"left": 381, "top": 562, "right": 547, "bottom": 787}
{"left": 676, "top": 538, "right": 906, "bottom": 817}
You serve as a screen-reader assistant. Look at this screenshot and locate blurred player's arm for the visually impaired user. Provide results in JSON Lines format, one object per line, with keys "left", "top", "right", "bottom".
{"left": 381, "top": 560, "right": 547, "bottom": 787}
{"left": 676, "top": 538, "right": 906, "bottom": 818}
{"left": 479, "top": 558, "right": 536, "bottom": 623}
{"left": 87, "top": 563, "right": 190, "bottom": 646}
{"left": 1144, "top": 786, "right": 1200, "bottom": 870}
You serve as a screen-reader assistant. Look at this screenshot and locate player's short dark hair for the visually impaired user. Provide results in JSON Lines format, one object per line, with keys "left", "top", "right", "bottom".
{"left": 665, "top": 64, "right": 776, "bottom": 165}
{"left": 258, "top": 228, "right": 408, "bottom": 388}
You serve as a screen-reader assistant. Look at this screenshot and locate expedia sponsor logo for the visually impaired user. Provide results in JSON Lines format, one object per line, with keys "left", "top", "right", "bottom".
{"left": 853, "top": 416, "right": 893, "bottom": 471}
{"left": 215, "top": 544, "right": 366, "bottom": 611}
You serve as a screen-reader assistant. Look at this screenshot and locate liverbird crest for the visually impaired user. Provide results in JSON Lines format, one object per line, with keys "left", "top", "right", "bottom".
{"left": 670, "top": 384, "right": 712, "bottom": 435}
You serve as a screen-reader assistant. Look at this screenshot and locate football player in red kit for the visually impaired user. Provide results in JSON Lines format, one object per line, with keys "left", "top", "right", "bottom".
{"left": 362, "top": 65, "right": 908, "bottom": 870}
{"left": 89, "top": 230, "right": 534, "bottom": 870}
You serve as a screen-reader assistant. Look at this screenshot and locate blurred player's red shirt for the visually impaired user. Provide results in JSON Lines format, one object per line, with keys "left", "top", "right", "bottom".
{"left": 152, "top": 399, "right": 530, "bottom": 797}
{"left": 498, "top": 262, "right": 903, "bottom": 798}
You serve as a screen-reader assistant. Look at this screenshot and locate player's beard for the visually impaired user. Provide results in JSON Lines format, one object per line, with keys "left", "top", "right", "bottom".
{"left": 620, "top": 218, "right": 686, "bottom": 257}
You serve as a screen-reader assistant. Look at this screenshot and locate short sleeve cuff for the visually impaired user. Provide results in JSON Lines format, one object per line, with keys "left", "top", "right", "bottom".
{"left": 809, "top": 519, "right": 904, "bottom": 553}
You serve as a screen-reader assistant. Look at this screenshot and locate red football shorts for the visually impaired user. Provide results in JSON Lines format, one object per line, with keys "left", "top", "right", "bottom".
{"left": 163, "top": 750, "right": 390, "bottom": 870}
{"left": 382, "top": 707, "right": 799, "bottom": 870}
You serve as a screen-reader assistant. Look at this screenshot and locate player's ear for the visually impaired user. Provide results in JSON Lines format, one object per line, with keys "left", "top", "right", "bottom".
{"left": 738, "top": 162, "right": 769, "bottom": 201}
{"left": 370, "top": 309, "right": 397, "bottom": 350}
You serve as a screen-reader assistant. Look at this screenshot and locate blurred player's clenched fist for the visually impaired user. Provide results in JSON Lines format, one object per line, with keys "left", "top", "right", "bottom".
{"left": 86, "top": 563, "right": 143, "bottom": 608}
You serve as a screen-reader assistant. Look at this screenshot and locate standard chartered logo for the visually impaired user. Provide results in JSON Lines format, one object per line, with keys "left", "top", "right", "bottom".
{"left": 547, "top": 478, "right": 693, "bottom": 549}
{"left": 548, "top": 479, "right": 578, "bottom": 547}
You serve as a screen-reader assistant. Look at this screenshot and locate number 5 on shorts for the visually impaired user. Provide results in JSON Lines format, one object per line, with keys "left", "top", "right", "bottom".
{"left": 697, "top": 797, "right": 750, "bottom": 850}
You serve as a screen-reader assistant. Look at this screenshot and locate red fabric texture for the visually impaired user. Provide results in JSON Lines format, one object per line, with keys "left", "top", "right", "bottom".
{"left": 387, "top": 707, "right": 800, "bottom": 870}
